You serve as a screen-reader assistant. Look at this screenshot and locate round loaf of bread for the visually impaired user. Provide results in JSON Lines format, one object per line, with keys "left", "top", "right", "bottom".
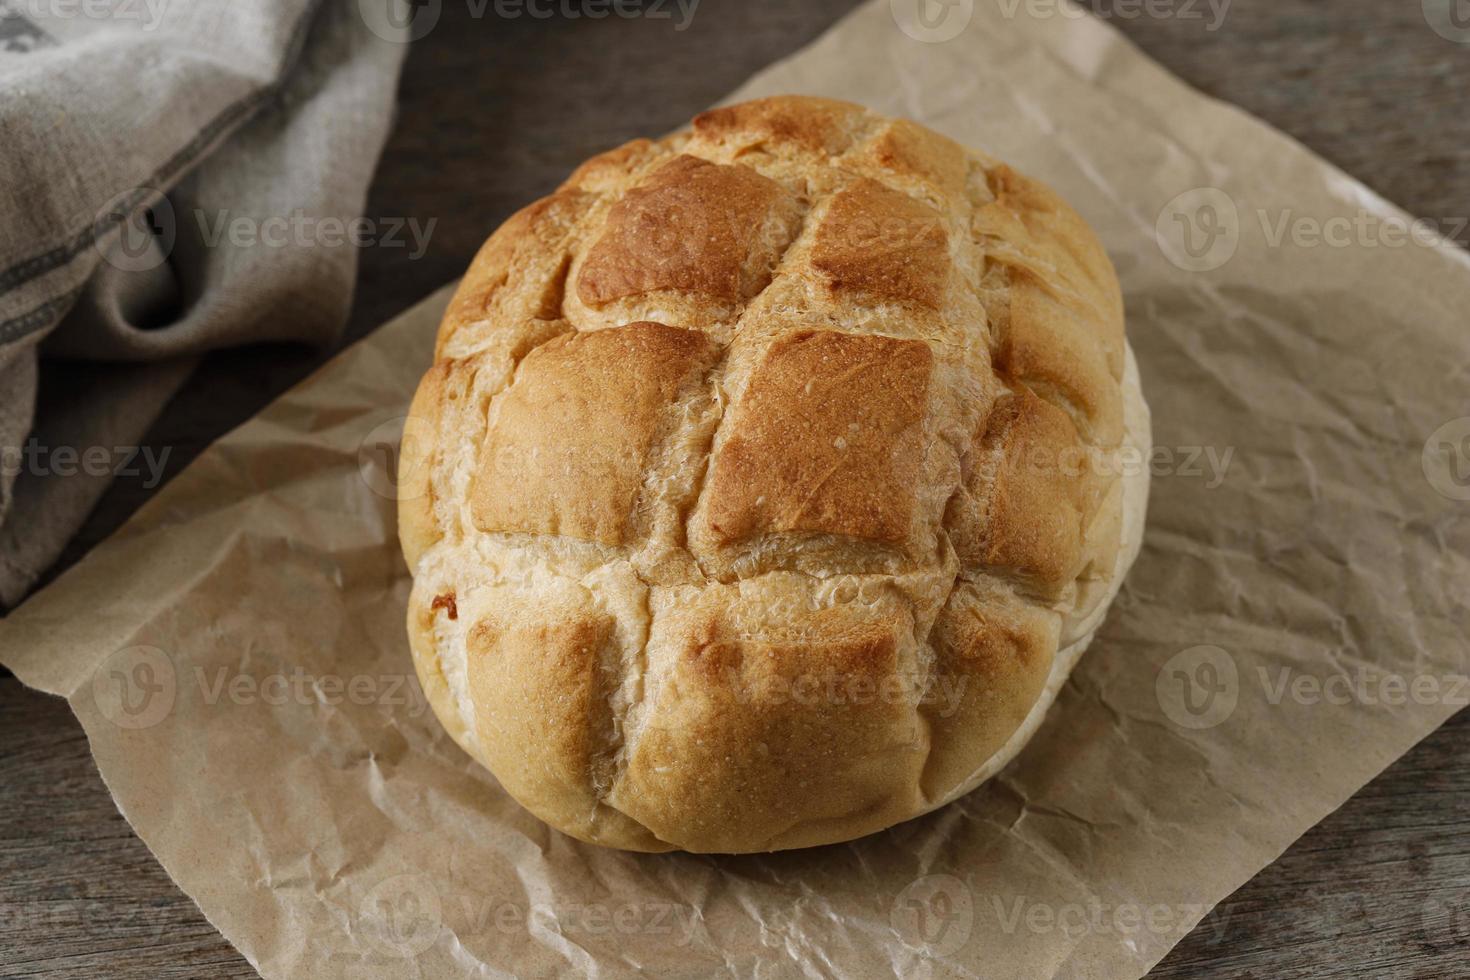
{"left": 398, "top": 96, "right": 1150, "bottom": 853}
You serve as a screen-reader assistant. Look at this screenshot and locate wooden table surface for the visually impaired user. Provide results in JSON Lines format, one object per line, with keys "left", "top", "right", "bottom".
{"left": 2, "top": 1, "right": 1467, "bottom": 976}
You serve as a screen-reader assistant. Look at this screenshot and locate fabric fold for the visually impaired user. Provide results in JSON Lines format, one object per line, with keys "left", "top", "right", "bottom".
{"left": 0, "top": 0, "right": 411, "bottom": 605}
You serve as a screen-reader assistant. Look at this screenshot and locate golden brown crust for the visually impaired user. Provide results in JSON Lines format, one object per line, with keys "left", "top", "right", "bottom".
{"left": 468, "top": 609, "right": 613, "bottom": 812}
{"left": 974, "top": 164, "right": 1125, "bottom": 376}
{"left": 559, "top": 137, "right": 663, "bottom": 194}
{"left": 996, "top": 267, "right": 1123, "bottom": 445}
{"left": 464, "top": 593, "right": 670, "bottom": 851}
{"left": 811, "top": 179, "right": 951, "bottom": 309}
{"left": 857, "top": 118, "right": 970, "bottom": 200}
{"left": 470, "top": 321, "right": 718, "bottom": 545}
{"left": 692, "top": 95, "right": 868, "bottom": 156}
{"left": 986, "top": 168, "right": 1122, "bottom": 310}
{"left": 399, "top": 96, "right": 1147, "bottom": 853}
{"left": 436, "top": 191, "right": 589, "bottom": 360}
{"left": 612, "top": 582, "right": 927, "bottom": 852}
{"left": 698, "top": 329, "right": 933, "bottom": 549}
{"left": 576, "top": 155, "right": 801, "bottom": 308}
{"left": 397, "top": 362, "right": 449, "bottom": 570}
{"left": 946, "top": 384, "right": 1099, "bottom": 598}
{"left": 919, "top": 580, "right": 1059, "bottom": 800}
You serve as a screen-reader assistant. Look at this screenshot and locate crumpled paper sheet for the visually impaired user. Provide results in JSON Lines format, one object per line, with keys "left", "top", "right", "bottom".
{"left": 4, "top": 1, "right": 1469, "bottom": 977}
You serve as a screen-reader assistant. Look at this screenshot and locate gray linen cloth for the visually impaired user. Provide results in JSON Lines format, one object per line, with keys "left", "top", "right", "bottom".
{"left": 0, "top": 0, "right": 410, "bottom": 606}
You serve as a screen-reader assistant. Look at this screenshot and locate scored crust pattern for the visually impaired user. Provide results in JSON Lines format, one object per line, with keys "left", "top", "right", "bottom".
{"left": 399, "top": 96, "right": 1142, "bottom": 853}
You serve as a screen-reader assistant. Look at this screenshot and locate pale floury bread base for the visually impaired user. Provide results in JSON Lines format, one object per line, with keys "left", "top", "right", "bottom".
{"left": 928, "top": 346, "right": 1149, "bottom": 811}
{"left": 400, "top": 97, "right": 1150, "bottom": 853}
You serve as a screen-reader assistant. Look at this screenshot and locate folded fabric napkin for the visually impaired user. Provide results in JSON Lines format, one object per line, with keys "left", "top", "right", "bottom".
{"left": 0, "top": 0, "right": 410, "bottom": 606}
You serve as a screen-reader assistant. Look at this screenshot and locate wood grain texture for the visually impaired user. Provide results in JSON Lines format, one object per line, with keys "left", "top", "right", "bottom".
{"left": 3, "top": 0, "right": 1467, "bottom": 975}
